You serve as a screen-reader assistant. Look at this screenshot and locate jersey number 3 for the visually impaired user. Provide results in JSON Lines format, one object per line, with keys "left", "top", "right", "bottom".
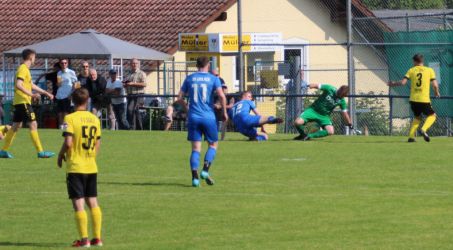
{"left": 416, "top": 73, "right": 422, "bottom": 87}
{"left": 82, "top": 126, "right": 97, "bottom": 150}
{"left": 192, "top": 84, "right": 207, "bottom": 103}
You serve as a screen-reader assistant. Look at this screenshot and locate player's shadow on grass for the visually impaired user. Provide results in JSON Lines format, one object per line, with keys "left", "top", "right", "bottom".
{"left": 99, "top": 181, "right": 192, "bottom": 188}
{"left": 0, "top": 242, "right": 66, "bottom": 248}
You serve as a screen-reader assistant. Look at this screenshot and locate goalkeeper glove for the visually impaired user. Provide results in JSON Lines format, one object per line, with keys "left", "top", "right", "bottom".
{"left": 348, "top": 124, "right": 354, "bottom": 130}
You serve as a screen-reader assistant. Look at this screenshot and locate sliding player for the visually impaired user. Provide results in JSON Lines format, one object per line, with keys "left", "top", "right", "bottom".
{"left": 294, "top": 84, "right": 353, "bottom": 140}
{"left": 231, "top": 91, "right": 282, "bottom": 141}
{"left": 388, "top": 54, "right": 440, "bottom": 142}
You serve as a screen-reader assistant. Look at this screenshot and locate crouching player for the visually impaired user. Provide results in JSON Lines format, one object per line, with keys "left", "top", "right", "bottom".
{"left": 178, "top": 57, "right": 228, "bottom": 187}
{"left": 58, "top": 88, "right": 103, "bottom": 247}
{"left": 231, "top": 91, "right": 283, "bottom": 141}
{"left": 294, "top": 84, "right": 353, "bottom": 140}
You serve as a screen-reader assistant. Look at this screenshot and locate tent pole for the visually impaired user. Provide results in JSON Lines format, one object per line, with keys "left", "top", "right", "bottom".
{"left": 109, "top": 56, "right": 113, "bottom": 70}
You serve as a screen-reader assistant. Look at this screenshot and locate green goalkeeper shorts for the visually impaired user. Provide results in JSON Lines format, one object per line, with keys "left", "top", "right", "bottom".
{"left": 299, "top": 108, "right": 332, "bottom": 127}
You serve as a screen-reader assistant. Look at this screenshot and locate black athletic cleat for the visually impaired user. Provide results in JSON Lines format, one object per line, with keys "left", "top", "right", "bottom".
{"left": 418, "top": 129, "right": 430, "bottom": 142}
{"left": 293, "top": 134, "right": 306, "bottom": 140}
{"left": 407, "top": 138, "right": 416, "bottom": 143}
{"left": 302, "top": 135, "right": 311, "bottom": 141}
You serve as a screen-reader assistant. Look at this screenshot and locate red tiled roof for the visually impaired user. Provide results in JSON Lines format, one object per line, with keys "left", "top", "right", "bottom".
{"left": 0, "top": 0, "right": 236, "bottom": 55}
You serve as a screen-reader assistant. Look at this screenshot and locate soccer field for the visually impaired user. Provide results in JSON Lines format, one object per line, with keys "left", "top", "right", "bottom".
{"left": 1, "top": 130, "right": 453, "bottom": 249}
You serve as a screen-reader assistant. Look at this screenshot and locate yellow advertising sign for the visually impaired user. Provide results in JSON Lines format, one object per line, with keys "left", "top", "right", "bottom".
{"left": 179, "top": 34, "right": 210, "bottom": 51}
{"left": 221, "top": 34, "right": 251, "bottom": 52}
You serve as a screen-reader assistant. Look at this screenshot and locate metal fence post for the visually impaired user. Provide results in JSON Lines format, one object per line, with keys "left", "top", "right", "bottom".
{"left": 237, "top": 0, "right": 244, "bottom": 92}
{"left": 389, "top": 96, "right": 393, "bottom": 135}
{"left": 347, "top": 0, "right": 356, "bottom": 135}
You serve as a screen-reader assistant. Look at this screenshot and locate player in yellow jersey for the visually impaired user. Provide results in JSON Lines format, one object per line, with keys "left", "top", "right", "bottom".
{"left": 0, "top": 125, "right": 11, "bottom": 140}
{"left": 388, "top": 54, "right": 440, "bottom": 142}
{"left": 57, "top": 88, "right": 103, "bottom": 247}
{"left": 0, "top": 49, "right": 55, "bottom": 158}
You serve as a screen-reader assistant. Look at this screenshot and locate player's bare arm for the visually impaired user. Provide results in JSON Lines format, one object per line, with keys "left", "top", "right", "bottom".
{"left": 387, "top": 78, "right": 408, "bottom": 87}
{"left": 341, "top": 111, "right": 353, "bottom": 126}
{"left": 32, "top": 83, "right": 54, "bottom": 100}
{"left": 431, "top": 79, "right": 440, "bottom": 97}
{"left": 95, "top": 139, "right": 101, "bottom": 155}
{"left": 215, "top": 87, "right": 228, "bottom": 122}
{"left": 58, "top": 135, "right": 73, "bottom": 168}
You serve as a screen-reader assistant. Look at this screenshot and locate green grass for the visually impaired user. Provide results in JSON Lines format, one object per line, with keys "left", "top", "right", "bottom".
{"left": 1, "top": 130, "right": 453, "bottom": 249}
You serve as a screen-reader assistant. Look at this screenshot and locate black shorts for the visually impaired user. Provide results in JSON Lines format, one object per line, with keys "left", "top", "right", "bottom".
{"left": 410, "top": 101, "right": 435, "bottom": 117}
{"left": 66, "top": 173, "right": 98, "bottom": 199}
{"left": 13, "top": 104, "right": 36, "bottom": 123}
{"left": 56, "top": 98, "right": 72, "bottom": 113}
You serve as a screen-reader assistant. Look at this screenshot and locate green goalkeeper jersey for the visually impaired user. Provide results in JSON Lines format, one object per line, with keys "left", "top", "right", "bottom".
{"left": 310, "top": 84, "right": 348, "bottom": 116}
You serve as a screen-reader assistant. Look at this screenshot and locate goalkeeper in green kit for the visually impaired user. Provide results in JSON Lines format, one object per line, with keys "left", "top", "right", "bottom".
{"left": 294, "top": 83, "right": 353, "bottom": 140}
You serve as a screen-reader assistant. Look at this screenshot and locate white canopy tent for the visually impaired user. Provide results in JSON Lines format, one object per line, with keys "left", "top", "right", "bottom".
{"left": 2, "top": 29, "right": 173, "bottom": 98}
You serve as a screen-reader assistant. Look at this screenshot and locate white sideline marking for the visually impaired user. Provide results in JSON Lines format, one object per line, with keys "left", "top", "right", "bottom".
{"left": 280, "top": 157, "right": 306, "bottom": 161}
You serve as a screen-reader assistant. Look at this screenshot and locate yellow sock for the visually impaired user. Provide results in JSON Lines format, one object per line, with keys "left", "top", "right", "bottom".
{"left": 2, "top": 129, "right": 17, "bottom": 151}
{"left": 30, "top": 130, "right": 43, "bottom": 152}
{"left": 409, "top": 117, "right": 421, "bottom": 139}
{"left": 74, "top": 210, "right": 88, "bottom": 239}
{"left": 422, "top": 115, "right": 436, "bottom": 132}
{"left": 91, "top": 206, "right": 102, "bottom": 239}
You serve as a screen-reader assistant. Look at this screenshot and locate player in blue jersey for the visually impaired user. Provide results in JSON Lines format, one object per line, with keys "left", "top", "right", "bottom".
{"left": 231, "top": 91, "right": 283, "bottom": 141}
{"left": 177, "top": 57, "right": 228, "bottom": 187}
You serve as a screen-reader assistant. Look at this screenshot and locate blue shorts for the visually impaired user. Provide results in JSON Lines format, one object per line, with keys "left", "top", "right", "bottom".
{"left": 187, "top": 117, "right": 218, "bottom": 143}
{"left": 234, "top": 115, "right": 261, "bottom": 138}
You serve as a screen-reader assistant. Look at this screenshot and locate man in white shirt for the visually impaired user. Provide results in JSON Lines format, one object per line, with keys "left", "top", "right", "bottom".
{"left": 106, "top": 69, "right": 129, "bottom": 130}
{"left": 56, "top": 58, "right": 77, "bottom": 127}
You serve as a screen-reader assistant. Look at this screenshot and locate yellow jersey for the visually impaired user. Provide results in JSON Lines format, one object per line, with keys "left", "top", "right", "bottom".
{"left": 404, "top": 66, "right": 436, "bottom": 103}
{"left": 63, "top": 111, "right": 101, "bottom": 174}
{"left": 13, "top": 64, "right": 33, "bottom": 105}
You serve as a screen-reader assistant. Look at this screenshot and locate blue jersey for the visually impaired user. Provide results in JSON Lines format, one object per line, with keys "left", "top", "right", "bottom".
{"left": 231, "top": 100, "right": 256, "bottom": 120}
{"left": 181, "top": 72, "right": 222, "bottom": 120}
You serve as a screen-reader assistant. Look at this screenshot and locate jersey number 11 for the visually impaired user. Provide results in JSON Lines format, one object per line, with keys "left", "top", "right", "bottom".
{"left": 192, "top": 84, "right": 207, "bottom": 103}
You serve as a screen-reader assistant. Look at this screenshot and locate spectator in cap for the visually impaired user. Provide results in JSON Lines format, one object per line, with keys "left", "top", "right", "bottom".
{"left": 106, "top": 69, "right": 129, "bottom": 130}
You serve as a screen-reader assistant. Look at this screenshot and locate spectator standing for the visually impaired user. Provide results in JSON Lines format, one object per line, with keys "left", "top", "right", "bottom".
{"left": 56, "top": 58, "right": 77, "bottom": 128}
{"left": 124, "top": 58, "right": 147, "bottom": 130}
{"left": 86, "top": 69, "right": 114, "bottom": 129}
{"left": 106, "top": 69, "right": 129, "bottom": 130}
{"left": 77, "top": 61, "right": 90, "bottom": 89}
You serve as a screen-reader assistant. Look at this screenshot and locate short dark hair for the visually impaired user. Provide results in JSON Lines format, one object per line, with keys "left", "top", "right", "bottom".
{"left": 21, "top": 49, "right": 36, "bottom": 60}
{"left": 71, "top": 88, "right": 90, "bottom": 107}
{"left": 413, "top": 54, "right": 424, "bottom": 63}
{"left": 59, "top": 58, "right": 68, "bottom": 62}
{"left": 196, "top": 56, "right": 210, "bottom": 68}
{"left": 337, "top": 85, "right": 349, "bottom": 97}
{"left": 241, "top": 91, "right": 252, "bottom": 98}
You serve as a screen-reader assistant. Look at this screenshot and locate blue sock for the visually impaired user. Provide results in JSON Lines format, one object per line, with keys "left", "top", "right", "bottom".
{"left": 190, "top": 151, "right": 200, "bottom": 171}
{"left": 203, "top": 147, "right": 217, "bottom": 172}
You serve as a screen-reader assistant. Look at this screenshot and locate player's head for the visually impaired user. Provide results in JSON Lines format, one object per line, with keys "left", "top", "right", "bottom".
{"left": 22, "top": 49, "right": 36, "bottom": 64}
{"left": 413, "top": 54, "right": 424, "bottom": 65}
{"left": 241, "top": 91, "right": 253, "bottom": 100}
{"left": 71, "top": 88, "right": 90, "bottom": 109}
{"left": 222, "top": 85, "right": 228, "bottom": 94}
{"left": 196, "top": 56, "right": 210, "bottom": 71}
{"left": 59, "top": 58, "right": 69, "bottom": 70}
{"left": 336, "top": 85, "right": 349, "bottom": 98}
